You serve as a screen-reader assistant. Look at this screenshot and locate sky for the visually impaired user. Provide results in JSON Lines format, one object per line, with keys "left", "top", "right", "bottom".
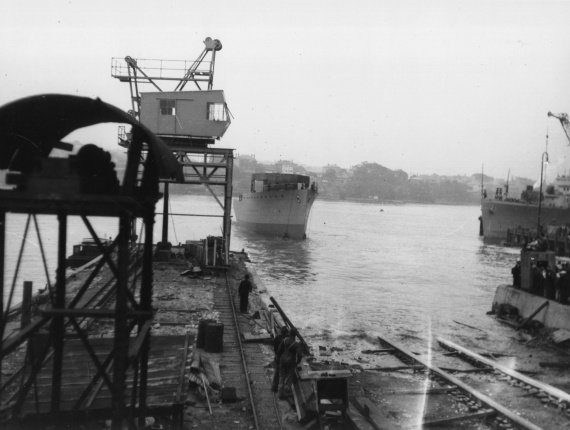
{"left": 2, "top": 0, "right": 570, "bottom": 181}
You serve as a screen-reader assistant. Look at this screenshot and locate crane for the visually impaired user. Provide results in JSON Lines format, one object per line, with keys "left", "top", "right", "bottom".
{"left": 548, "top": 112, "right": 570, "bottom": 145}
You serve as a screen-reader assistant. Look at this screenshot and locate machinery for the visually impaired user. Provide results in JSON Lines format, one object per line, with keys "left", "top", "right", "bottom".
{"left": 0, "top": 94, "right": 182, "bottom": 429}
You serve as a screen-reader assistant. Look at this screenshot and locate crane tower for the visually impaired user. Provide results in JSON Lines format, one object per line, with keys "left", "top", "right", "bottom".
{"left": 111, "top": 37, "right": 234, "bottom": 264}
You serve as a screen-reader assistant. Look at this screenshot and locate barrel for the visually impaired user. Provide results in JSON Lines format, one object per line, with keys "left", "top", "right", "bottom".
{"left": 204, "top": 322, "right": 224, "bottom": 353}
{"left": 197, "top": 319, "right": 215, "bottom": 348}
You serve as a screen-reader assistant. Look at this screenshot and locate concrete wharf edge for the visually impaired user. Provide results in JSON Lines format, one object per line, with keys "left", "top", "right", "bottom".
{"left": 493, "top": 285, "right": 570, "bottom": 331}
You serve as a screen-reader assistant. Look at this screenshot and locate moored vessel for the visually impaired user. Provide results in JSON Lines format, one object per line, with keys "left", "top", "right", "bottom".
{"left": 481, "top": 112, "right": 570, "bottom": 243}
{"left": 234, "top": 173, "right": 318, "bottom": 239}
{"left": 480, "top": 190, "right": 570, "bottom": 244}
{"left": 66, "top": 237, "right": 112, "bottom": 268}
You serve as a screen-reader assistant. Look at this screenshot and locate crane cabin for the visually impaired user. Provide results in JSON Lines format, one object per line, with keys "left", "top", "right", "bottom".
{"left": 139, "top": 90, "right": 230, "bottom": 143}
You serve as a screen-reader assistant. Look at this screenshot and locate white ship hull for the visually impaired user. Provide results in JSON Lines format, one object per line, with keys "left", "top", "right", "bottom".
{"left": 234, "top": 188, "right": 317, "bottom": 239}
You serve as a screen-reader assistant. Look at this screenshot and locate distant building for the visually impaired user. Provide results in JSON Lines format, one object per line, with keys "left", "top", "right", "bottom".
{"left": 278, "top": 164, "right": 294, "bottom": 174}
{"left": 304, "top": 165, "right": 323, "bottom": 174}
{"left": 555, "top": 176, "right": 570, "bottom": 195}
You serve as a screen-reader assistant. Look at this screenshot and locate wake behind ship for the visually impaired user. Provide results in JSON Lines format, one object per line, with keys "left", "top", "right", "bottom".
{"left": 234, "top": 173, "right": 318, "bottom": 239}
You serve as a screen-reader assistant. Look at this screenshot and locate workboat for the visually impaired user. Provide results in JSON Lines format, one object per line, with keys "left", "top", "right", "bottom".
{"left": 233, "top": 173, "right": 318, "bottom": 239}
{"left": 480, "top": 178, "right": 570, "bottom": 244}
{"left": 66, "top": 237, "right": 112, "bottom": 268}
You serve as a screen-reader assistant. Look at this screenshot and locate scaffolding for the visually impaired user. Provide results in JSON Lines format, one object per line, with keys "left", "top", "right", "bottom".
{"left": 0, "top": 94, "right": 182, "bottom": 429}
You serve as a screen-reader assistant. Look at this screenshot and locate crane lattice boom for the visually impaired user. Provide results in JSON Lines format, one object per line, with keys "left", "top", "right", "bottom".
{"left": 548, "top": 111, "right": 570, "bottom": 145}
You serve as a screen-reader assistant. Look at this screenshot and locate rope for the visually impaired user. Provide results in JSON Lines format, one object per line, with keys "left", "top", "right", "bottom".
{"left": 283, "top": 193, "right": 296, "bottom": 238}
{"left": 306, "top": 195, "right": 316, "bottom": 236}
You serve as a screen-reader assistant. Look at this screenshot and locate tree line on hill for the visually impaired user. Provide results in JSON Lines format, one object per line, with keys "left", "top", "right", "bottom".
{"left": 234, "top": 158, "right": 482, "bottom": 205}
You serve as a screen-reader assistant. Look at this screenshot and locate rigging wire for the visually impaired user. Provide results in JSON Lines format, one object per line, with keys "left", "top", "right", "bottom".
{"left": 306, "top": 194, "right": 316, "bottom": 236}
{"left": 283, "top": 191, "right": 296, "bottom": 239}
{"left": 169, "top": 199, "right": 179, "bottom": 245}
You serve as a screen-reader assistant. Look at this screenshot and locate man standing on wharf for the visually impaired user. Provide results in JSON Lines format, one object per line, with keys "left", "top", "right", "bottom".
{"left": 238, "top": 274, "right": 253, "bottom": 313}
{"left": 277, "top": 328, "right": 303, "bottom": 400}
{"left": 271, "top": 326, "right": 289, "bottom": 393}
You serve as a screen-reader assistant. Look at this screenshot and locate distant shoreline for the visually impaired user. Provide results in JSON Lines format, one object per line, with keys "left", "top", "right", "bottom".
{"left": 317, "top": 196, "right": 479, "bottom": 207}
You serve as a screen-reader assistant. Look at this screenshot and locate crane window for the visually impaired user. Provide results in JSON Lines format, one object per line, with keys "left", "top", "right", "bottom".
{"left": 208, "top": 103, "right": 226, "bottom": 121}
{"left": 160, "top": 99, "right": 176, "bottom": 116}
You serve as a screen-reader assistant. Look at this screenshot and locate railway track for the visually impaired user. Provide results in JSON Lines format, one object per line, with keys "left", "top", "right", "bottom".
{"left": 209, "top": 273, "right": 282, "bottom": 430}
{"left": 370, "top": 335, "right": 570, "bottom": 430}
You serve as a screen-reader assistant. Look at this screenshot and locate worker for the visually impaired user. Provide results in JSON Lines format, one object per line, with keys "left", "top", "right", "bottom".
{"left": 563, "top": 263, "right": 570, "bottom": 304}
{"left": 530, "top": 264, "right": 541, "bottom": 295}
{"left": 271, "top": 326, "right": 289, "bottom": 393}
{"left": 556, "top": 263, "right": 566, "bottom": 303}
{"left": 238, "top": 274, "right": 253, "bottom": 313}
{"left": 511, "top": 260, "right": 521, "bottom": 288}
{"left": 277, "top": 328, "right": 303, "bottom": 400}
{"left": 544, "top": 266, "right": 556, "bottom": 300}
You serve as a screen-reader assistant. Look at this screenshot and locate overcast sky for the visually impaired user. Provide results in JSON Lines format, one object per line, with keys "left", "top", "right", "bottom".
{"left": 2, "top": 0, "right": 570, "bottom": 180}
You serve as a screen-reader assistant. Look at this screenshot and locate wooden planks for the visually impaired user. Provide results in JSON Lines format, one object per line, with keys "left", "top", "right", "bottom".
{"left": 17, "top": 335, "right": 193, "bottom": 415}
{"left": 352, "top": 397, "right": 398, "bottom": 430}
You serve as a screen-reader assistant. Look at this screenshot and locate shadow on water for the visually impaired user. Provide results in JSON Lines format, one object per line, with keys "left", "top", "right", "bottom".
{"left": 232, "top": 224, "right": 317, "bottom": 285}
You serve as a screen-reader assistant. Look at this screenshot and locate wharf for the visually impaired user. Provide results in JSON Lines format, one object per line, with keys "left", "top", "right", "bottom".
{"left": 0, "top": 246, "right": 306, "bottom": 429}
{"left": 6, "top": 245, "right": 570, "bottom": 430}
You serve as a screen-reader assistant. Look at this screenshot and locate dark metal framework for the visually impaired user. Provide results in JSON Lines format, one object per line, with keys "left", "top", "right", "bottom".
{"left": 111, "top": 37, "right": 222, "bottom": 122}
{"left": 112, "top": 37, "right": 234, "bottom": 264}
{"left": 0, "top": 95, "right": 182, "bottom": 429}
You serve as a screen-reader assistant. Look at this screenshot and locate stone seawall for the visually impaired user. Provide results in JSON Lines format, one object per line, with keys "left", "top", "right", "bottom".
{"left": 493, "top": 284, "right": 570, "bottom": 330}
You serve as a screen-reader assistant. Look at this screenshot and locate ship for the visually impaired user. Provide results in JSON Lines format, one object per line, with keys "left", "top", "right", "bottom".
{"left": 233, "top": 172, "right": 318, "bottom": 239}
{"left": 480, "top": 177, "right": 570, "bottom": 244}
{"left": 480, "top": 112, "right": 570, "bottom": 244}
{"left": 66, "top": 237, "right": 112, "bottom": 268}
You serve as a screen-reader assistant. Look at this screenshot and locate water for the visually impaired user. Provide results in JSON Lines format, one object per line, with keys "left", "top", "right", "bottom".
{"left": 3, "top": 195, "right": 520, "bottom": 363}
{"left": 235, "top": 199, "right": 520, "bottom": 361}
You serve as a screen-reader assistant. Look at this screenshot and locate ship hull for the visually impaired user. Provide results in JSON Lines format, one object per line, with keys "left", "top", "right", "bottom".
{"left": 234, "top": 188, "right": 317, "bottom": 239}
{"left": 480, "top": 199, "right": 570, "bottom": 243}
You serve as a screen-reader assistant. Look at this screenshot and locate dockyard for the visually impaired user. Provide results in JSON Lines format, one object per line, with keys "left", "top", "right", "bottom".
{"left": 4, "top": 4, "right": 570, "bottom": 429}
{"left": 5, "top": 238, "right": 570, "bottom": 429}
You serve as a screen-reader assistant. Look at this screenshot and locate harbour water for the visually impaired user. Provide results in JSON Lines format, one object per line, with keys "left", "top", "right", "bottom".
{"left": 4, "top": 195, "right": 520, "bottom": 364}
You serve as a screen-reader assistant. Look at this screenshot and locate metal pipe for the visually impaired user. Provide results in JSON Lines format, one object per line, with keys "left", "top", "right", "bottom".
{"left": 269, "top": 296, "right": 307, "bottom": 346}
{"left": 162, "top": 182, "right": 169, "bottom": 243}
{"left": 51, "top": 212, "right": 67, "bottom": 412}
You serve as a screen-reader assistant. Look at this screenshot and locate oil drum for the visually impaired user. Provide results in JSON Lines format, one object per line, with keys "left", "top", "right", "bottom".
{"left": 197, "top": 319, "right": 215, "bottom": 348}
{"left": 205, "top": 322, "right": 224, "bottom": 353}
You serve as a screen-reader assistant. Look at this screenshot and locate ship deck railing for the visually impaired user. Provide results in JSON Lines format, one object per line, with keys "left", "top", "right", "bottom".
{"left": 507, "top": 227, "right": 570, "bottom": 257}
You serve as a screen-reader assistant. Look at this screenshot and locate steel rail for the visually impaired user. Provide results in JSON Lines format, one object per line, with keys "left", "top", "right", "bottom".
{"left": 378, "top": 336, "right": 544, "bottom": 430}
{"left": 224, "top": 272, "right": 260, "bottom": 430}
{"left": 437, "top": 337, "right": 570, "bottom": 405}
